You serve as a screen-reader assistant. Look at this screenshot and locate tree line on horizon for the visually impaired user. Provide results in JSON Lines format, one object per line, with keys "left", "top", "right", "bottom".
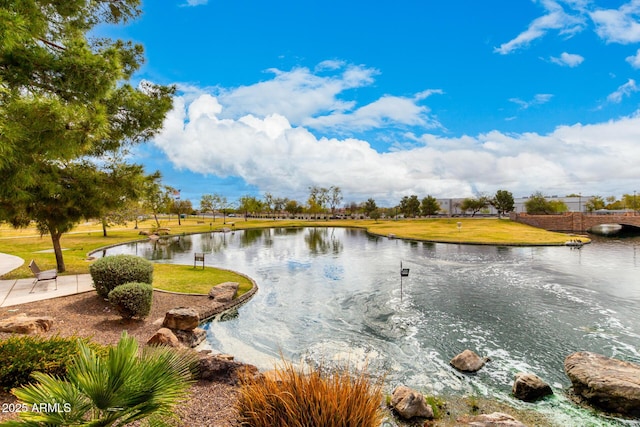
{"left": 1, "top": 3, "right": 637, "bottom": 274}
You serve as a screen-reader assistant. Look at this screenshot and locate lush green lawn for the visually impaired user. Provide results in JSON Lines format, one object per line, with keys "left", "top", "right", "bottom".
{"left": 152, "top": 263, "right": 253, "bottom": 295}
{"left": 0, "top": 216, "right": 584, "bottom": 283}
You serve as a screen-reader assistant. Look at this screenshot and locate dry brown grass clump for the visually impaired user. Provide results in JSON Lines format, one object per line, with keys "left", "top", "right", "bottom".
{"left": 236, "top": 360, "right": 385, "bottom": 427}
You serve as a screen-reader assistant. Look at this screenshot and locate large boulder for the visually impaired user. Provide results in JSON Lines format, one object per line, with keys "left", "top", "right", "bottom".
{"left": 450, "top": 349, "right": 488, "bottom": 372}
{"left": 0, "top": 314, "right": 52, "bottom": 334}
{"left": 565, "top": 351, "right": 640, "bottom": 416}
{"left": 457, "top": 412, "right": 526, "bottom": 426}
{"left": 208, "top": 282, "right": 239, "bottom": 303}
{"left": 390, "top": 385, "right": 434, "bottom": 420}
{"left": 147, "top": 328, "right": 183, "bottom": 348}
{"left": 196, "top": 352, "right": 260, "bottom": 385}
{"left": 173, "top": 327, "right": 207, "bottom": 348}
{"left": 512, "top": 372, "right": 553, "bottom": 402}
{"left": 162, "top": 307, "right": 199, "bottom": 331}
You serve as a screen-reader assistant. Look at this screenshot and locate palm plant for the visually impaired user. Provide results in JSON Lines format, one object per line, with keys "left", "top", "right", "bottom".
{"left": 2, "top": 332, "right": 196, "bottom": 427}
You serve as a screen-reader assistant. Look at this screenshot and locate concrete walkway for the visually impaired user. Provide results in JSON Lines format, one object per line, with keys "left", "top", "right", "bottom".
{"left": 0, "top": 253, "right": 24, "bottom": 276}
{"left": 0, "top": 253, "right": 94, "bottom": 308}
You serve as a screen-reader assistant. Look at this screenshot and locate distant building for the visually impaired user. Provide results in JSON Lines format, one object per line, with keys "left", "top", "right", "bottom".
{"left": 435, "top": 195, "right": 594, "bottom": 216}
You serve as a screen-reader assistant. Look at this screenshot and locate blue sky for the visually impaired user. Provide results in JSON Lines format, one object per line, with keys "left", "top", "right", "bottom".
{"left": 99, "top": 0, "right": 640, "bottom": 207}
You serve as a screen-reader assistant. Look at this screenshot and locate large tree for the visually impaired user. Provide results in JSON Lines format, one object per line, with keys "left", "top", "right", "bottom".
{"left": 399, "top": 195, "right": 421, "bottom": 218}
{"left": 525, "top": 192, "right": 553, "bottom": 214}
{"left": 308, "top": 186, "right": 329, "bottom": 219}
{"left": 238, "top": 195, "right": 262, "bottom": 221}
{"left": 421, "top": 195, "right": 440, "bottom": 217}
{"left": 0, "top": 1, "right": 174, "bottom": 271}
{"left": 363, "top": 198, "right": 377, "bottom": 218}
{"left": 140, "top": 175, "right": 172, "bottom": 229}
{"left": 491, "top": 190, "right": 515, "bottom": 218}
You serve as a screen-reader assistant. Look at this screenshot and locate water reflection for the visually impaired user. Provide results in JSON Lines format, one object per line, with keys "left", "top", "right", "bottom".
{"left": 304, "top": 227, "right": 344, "bottom": 254}
{"left": 240, "top": 228, "right": 268, "bottom": 247}
{"left": 98, "top": 229, "right": 640, "bottom": 427}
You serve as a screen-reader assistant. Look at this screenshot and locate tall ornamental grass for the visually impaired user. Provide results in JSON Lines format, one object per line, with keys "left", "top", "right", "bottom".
{"left": 236, "top": 360, "right": 385, "bottom": 427}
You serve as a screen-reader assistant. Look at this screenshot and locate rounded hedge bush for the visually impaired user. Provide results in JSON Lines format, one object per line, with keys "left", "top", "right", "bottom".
{"left": 108, "top": 282, "right": 153, "bottom": 319}
{"left": 90, "top": 255, "right": 153, "bottom": 298}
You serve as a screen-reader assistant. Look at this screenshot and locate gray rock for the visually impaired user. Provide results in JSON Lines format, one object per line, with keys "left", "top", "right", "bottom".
{"left": 162, "top": 307, "right": 199, "bottom": 331}
{"left": 450, "top": 349, "right": 488, "bottom": 372}
{"left": 173, "top": 327, "right": 206, "bottom": 348}
{"left": 390, "top": 385, "right": 434, "bottom": 420}
{"left": 512, "top": 372, "right": 553, "bottom": 402}
{"left": 208, "top": 282, "right": 239, "bottom": 303}
{"left": 565, "top": 351, "right": 640, "bottom": 416}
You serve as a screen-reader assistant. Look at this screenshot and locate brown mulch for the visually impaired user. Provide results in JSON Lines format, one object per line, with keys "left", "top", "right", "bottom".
{"left": 0, "top": 291, "right": 241, "bottom": 426}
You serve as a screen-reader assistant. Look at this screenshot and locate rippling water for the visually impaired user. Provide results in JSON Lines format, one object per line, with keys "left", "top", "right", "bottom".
{"left": 102, "top": 228, "right": 640, "bottom": 426}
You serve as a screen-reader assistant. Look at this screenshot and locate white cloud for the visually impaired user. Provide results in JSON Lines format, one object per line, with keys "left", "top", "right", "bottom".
{"left": 154, "top": 91, "right": 640, "bottom": 204}
{"left": 494, "top": 0, "right": 585, "bottom": 54}
{"left": 415, "top": 89, "right": 444, "bottom": 101}
{"left": 212, "top": 63, "right": 440, "bottom": 134}
{"left": 301, "top": 95, "right": 438, "bottom": 131}
{"left": 607, "top": 78, "right": 639, "bottom": 103}
{"left": 216, "top": 64, "right": 377, "bottom": 124}
{"left": 590, "top": 1, "right": 640, "bottom": 44}
{"left": 181, "top": 0, "right": 208, "bottom": 6}
{"left": 509, "top": 94, "right": 554, "bottom": 109}
{"left": 550, "top": 51, "right": 585, "bottom": 66}
{"left": 626, "top": 48, "right": 640, "bottom": 68}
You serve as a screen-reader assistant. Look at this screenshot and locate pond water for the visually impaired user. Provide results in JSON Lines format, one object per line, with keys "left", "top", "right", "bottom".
{"left": 101, "top": 227, "right": 640, "bottom": 426}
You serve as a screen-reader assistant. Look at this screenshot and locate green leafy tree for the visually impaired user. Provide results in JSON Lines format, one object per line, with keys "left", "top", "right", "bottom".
{"left": 200, "top": 194, "right": 214, "bottom": 219}
{"left": 548, "top": 199, "right": 568, "bottom": 213}
{"left": 525, "top": 192, "right": 553, "bottom": 214}
{"left": 140, "top": 175, "right": 172, "bottom": 229}
{"left": 171, "top": 199, "right": 193, "bottom": 224}
{"left": 238, "top": 195, "right": 262, "bottom": 221}
{"left": 585, "top": 195, "right": 605, "bottom": 212}
{"left": 399, "top": 195, "right": 421, "bottom": 218}
{"left": 284, "top": 199, "right": 303, "bottom": 218}
{"left": 622, "top": 193, "right": 639, "bottom": 211}
{"left": 460, "top": 196, "right": 489, "bottom": 217}
{"left": 491, "top": 190, "right": 515, "bottom": 218}
{"left": 4, "top": 332, "right": 196, "bottom": 427}
{"left": 421, "top": 195, "right": 440, "bottom": 217}
{"left": 200, "top": 193, "right": 226, "bottom": 221}
{"left": 308, "top": 186, "right": 330, "bottom": 219}
{"left": 0, "top": 1, "right": 174, "bottom": 272}
{"left": 605, "top": 195, "right": 624, "bottom": 210}
{"left": 273, "top": 197, "right": 287, "bottom": 219}
{"left": 363, "top": 198, "right": 378, "bottom": 218}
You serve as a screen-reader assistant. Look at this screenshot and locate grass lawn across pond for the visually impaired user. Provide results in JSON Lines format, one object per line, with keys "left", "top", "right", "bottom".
{"left": 152, "top": 263, "right": 253, "bottom": 295}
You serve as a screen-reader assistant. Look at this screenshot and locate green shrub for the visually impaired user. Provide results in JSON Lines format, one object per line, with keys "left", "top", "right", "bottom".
{"left": 90, "top": 254, "right": 153, "bottom": 298}
{"left": 0, "top": 335, "right": 107, "bottom": 391}
{"left": 108, "top": 282, "right": 153, "bottom": 319}
{"left": 237, "top": 360, "right": 385, "bottom": 426}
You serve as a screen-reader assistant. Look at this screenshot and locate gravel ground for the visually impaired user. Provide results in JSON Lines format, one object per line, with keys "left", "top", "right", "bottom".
{"left": 0, "top": 291, "right": 241, "bottom": 426}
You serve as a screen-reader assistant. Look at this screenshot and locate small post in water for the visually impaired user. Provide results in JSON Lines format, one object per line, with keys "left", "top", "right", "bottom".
{"left": 400, "top": 261, "right": 410, "bottom": 301}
